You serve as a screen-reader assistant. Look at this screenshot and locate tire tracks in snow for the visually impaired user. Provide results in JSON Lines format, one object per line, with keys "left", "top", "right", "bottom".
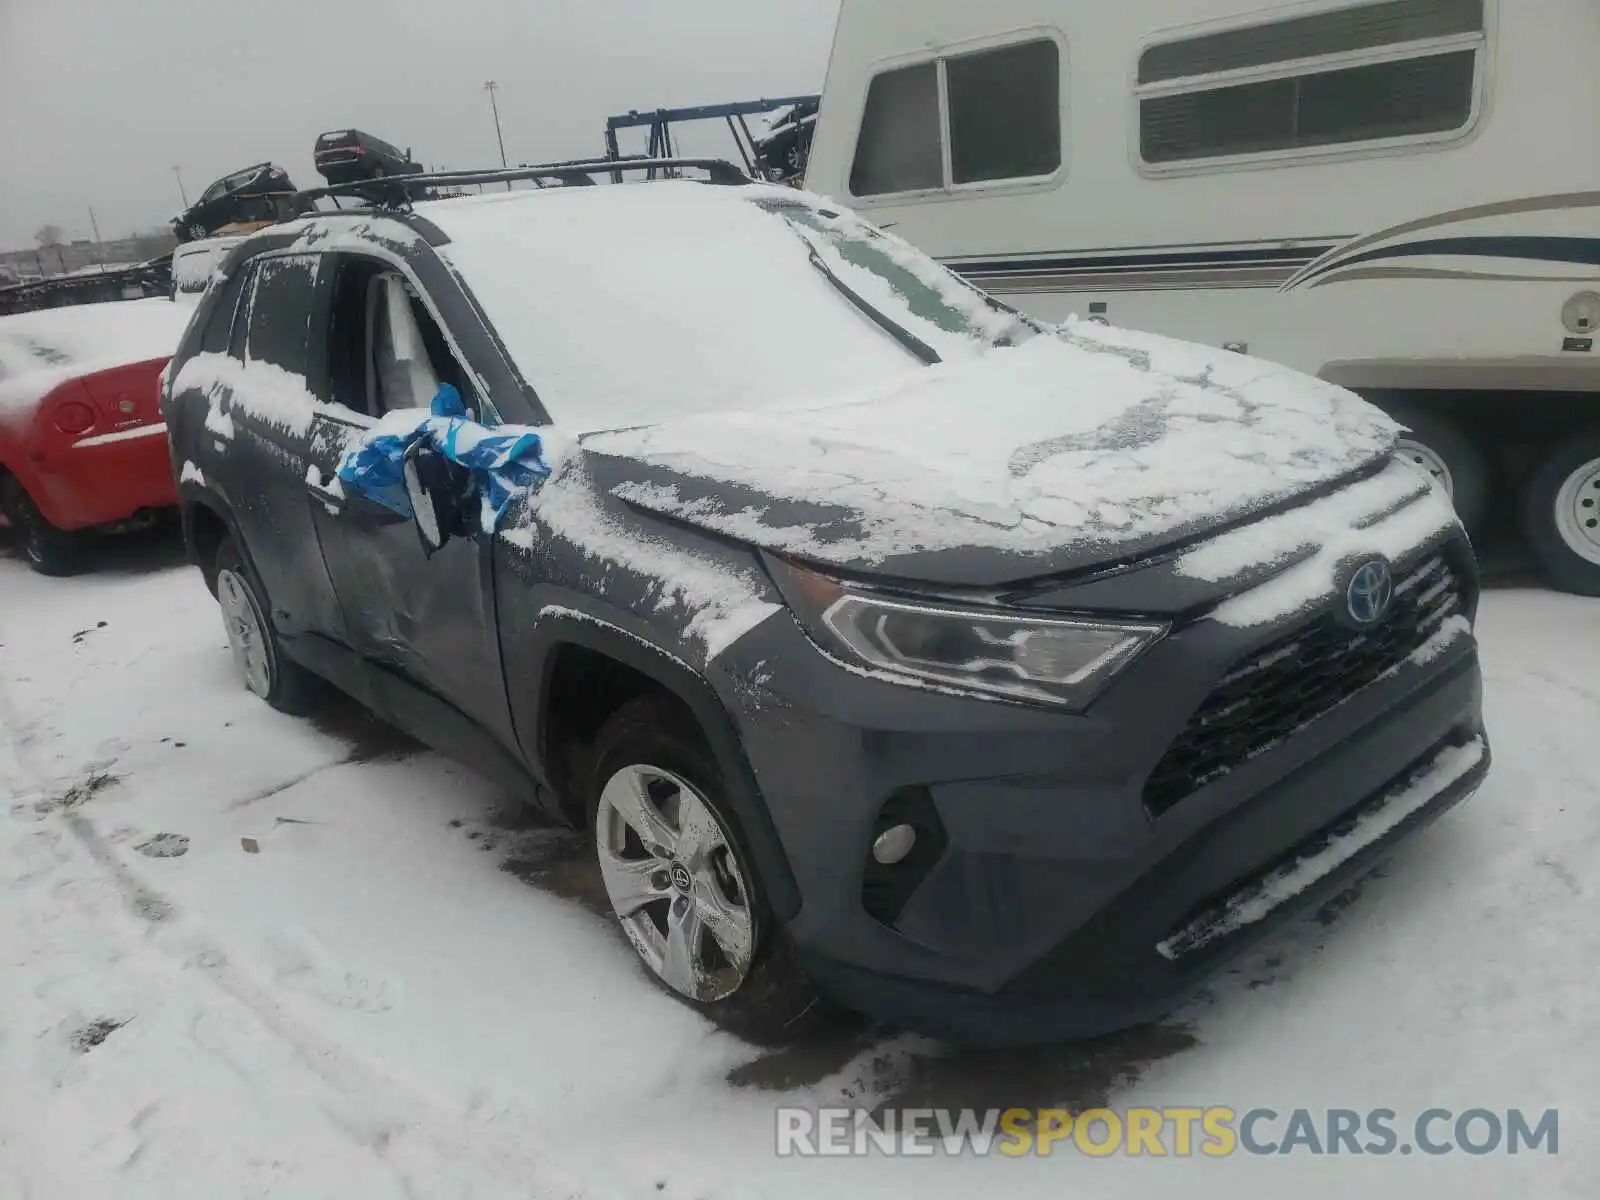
{"left": 1, "top": 679, "right": 608, "bottom": 1200}
{"left": 53, "top": 807, "right": 611, "bottom": 1199}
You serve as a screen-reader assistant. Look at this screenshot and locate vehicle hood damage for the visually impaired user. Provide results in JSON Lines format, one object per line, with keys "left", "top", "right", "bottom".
{"left": 579, "top": 322, "right": 1402, "bottom": 587}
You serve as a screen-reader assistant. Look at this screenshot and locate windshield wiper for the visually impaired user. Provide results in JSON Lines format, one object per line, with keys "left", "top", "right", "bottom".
{"left": 803, "top": 245, "right": 941, "bottom": 366}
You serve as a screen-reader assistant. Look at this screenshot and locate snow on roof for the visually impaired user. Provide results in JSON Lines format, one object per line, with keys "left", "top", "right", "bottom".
{"left": 0, "top": 298, "right": 193, "bottom": 424}
{"left": 421, "top": 181, "right": 997, "bottom": 429}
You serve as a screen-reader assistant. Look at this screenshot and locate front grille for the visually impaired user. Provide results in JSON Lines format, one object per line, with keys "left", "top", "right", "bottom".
{"left": 1144, "top": 552, "right": 1467, "bottom": 815}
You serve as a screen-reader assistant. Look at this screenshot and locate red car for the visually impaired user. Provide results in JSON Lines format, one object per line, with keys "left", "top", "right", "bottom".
{"left": 0, "top": 299, "right": 194, "bottom": 574}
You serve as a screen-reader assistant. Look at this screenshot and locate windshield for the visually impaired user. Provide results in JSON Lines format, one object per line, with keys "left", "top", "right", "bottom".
{"left": 427, "top": 182, "right": 1028, "bottom": 431}
{"left": 757, "top": 200, "right": 1032, "bottom": 354}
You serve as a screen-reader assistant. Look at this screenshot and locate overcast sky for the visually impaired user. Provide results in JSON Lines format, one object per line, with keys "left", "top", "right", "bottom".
{"left": 0, "top": 0, "right": 840, "bottom": 249}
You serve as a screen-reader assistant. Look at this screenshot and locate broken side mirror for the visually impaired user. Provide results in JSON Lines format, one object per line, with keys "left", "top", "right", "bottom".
{"left": 402, "top": 440, "right": 471, "bottom": 557}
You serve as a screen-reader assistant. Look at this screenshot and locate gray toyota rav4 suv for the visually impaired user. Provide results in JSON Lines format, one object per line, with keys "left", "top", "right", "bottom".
{"left": 161, "top": 160, "right": 1489, "bottom": 1045}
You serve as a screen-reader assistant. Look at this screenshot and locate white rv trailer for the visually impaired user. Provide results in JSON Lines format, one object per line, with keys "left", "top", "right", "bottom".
{"left": 804, "top": 0, "right": 1600, "bottom": 595}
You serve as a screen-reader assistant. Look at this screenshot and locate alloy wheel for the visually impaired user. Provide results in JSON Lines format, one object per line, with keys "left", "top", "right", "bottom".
{"left": 217, "top": 567, "right": 272, "bottom": 698}
{"left": 594, "top": 763, "right": 756, "bottom": 1002}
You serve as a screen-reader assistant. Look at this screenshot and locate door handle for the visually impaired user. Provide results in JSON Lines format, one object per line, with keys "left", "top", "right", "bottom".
{"left": 306, "top": 478, "right": 346, "bottom": 514}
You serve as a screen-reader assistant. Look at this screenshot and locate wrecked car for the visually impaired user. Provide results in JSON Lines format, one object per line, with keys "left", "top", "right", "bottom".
{"left": 2, "top": 298, "right": 192, "bottom": 574}
{"left": 160, "top": 162, "right": 1489, "bottom": 1045}
{"left": 172, "top": 163, "right": 296, "bottom": 243}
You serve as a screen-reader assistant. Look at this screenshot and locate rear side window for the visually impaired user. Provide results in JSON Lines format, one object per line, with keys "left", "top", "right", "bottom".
{"left": 851, "top": 37, "right": 1063, "bottom": 197}
{"left": 199, "top": 268, "right": 249, "bottom": 355}
{"left": 1138, "top": 0, "right": 1485, "bottom": 167}
{"left": 243, "top": 255, "right": 319, "bottom": 373}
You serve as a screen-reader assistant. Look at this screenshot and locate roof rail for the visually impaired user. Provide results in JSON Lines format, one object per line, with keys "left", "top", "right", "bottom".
{"left": 290, "top": 156, "right": 751, "bottom": 215}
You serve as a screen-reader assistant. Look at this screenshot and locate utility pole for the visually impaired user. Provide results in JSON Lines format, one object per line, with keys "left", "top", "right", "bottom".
{"left": 172, "top": 165, "right": 189, "bottom": 207}
{"left": 88, "top": 207, "right": 103, "bottom": 264}
{"left": 484, "top": 80, "right": 508, "bottom": 167}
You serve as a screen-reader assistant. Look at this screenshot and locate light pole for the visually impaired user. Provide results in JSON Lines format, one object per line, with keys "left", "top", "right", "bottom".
{"left": 172, "top": 165, "right": 189, "bottom": 208}
{"left": 484, "top": 81, "right": 508, "bottom": 168}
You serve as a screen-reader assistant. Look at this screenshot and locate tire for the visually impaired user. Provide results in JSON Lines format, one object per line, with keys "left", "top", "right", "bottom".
{"left": 2, "top": 480, "right": 85, "bottom": 576}
{"left": 588, "top": 694, "right": 822, "bottom": 1042}
{"left": 1520, "top": 428, "right": 1600, "bottom": 597}
{"left": 1383, "top": 403, "right": 1491, "bottom": 535}
{"left": 213, "top": 539, "right": 321, "bottom": 713}
{"left": 187, "top": 223, "right": 208, "bottom": 242}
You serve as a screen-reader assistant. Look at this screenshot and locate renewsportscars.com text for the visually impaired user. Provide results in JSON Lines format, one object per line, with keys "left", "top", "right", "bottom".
{"left": 775, "top": 1106, "right": 1559, "bottom": 1158}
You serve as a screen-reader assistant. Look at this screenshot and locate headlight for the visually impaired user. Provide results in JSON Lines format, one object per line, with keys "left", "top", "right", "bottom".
{"left": 766, "top": 556, "right": 1167, "bottom": 709}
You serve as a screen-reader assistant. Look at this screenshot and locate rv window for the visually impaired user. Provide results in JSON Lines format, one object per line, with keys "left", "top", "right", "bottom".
{"left": 851, "top": 63, "right": 943, "bottom": 196}
{"left": 1141, "top": 49, "right": 1476, "bottom": 163}
{"left": 1139, "top": 0, "right": 1483, "bottom": 83}
{"left": 947, "top": 39, "right": 1061, "bottom": 184}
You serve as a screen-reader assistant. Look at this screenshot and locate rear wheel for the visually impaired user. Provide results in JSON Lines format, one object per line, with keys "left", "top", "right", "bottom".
{"left": 1522, "top": 429, "right": 1600, "bottom": 596}
{"left": 213, "top": 539, "right": 320, "bottom": 712}
{"left": 2, "top": 480, "right": 85, "bottom": 576}
{"left": 1383, "top": 403, "right": 1490, "bottom": 535}
{"left": 588, "top": 694, "right": 821, "bottom": 1040}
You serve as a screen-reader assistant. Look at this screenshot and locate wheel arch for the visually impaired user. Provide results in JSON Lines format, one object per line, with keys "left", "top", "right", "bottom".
{"left": 531, "top": 610, "right": 801, "bottom": 921}
{"left": 179, "top": 484, "right": 247, "bottom": 598}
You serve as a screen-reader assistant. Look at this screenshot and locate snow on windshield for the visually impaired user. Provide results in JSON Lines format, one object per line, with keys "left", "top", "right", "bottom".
{"left": 0, "top": 298, "right": 193, "bottom": 423}
{"left": 424, "top": 182, "right": 1006, "bottom": 430}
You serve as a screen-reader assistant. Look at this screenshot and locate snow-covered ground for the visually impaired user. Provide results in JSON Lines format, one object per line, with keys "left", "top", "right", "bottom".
{"left": 1, "top": 534, "right": 1594, "bottom": 1199}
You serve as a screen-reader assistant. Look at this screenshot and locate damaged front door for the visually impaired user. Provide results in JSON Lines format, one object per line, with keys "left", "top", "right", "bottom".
{"left": 307, "top": 253, "right": 513, "bottom": 743}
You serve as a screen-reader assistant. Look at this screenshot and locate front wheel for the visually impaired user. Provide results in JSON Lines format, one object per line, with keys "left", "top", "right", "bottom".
{"left": 213, "top": 539, "right": 321, "bottom": 711}
{"left": 588, "top": 695, "right": 820, "bottom": 1039}
{"left": 2, "top": 481, "right": 85, "bottom": 576}
{"left": 1522, "top": 429, "right": 1600, "bottom": 596}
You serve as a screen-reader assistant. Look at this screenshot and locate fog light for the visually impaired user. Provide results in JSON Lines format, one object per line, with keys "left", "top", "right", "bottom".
{"left": 871, "top": 823, "right": 916, "bottom": 866}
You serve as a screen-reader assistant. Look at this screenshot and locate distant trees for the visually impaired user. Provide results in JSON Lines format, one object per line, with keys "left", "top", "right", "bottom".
{"left": 34, "top": 223, "right": 65, "bottom": 248}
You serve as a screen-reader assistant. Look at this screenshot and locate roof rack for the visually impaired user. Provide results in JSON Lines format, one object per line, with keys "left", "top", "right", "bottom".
{"left": 290, "top": 156, "right": 751, "bottom": 215}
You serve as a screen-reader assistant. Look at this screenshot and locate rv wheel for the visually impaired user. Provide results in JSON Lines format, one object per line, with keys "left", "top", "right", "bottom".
{"left": 1383, "top": 403, "right": 1489, "bottom": 535}
{"left": 1522, "top": 428, "right": 1600, "bottom": 597}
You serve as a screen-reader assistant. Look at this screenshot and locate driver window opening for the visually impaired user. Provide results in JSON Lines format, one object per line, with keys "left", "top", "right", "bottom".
{"left": 326, "top": 258, "right": 472, "bottom": 419}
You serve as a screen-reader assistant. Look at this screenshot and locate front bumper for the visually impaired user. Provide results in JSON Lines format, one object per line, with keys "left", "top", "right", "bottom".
{"left": 717, "top": 546, "right": 1487, "bottom": 1045}
{"left": 805, "top": 714, "right": 1485, "bottom": 1045}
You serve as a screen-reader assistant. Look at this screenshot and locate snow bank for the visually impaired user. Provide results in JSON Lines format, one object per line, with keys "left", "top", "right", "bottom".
{"left": 0, "top": 299, "right": 192, "bottom": 425}
{"left": 585, "top": 329, "right": 1397, "bottom": 571}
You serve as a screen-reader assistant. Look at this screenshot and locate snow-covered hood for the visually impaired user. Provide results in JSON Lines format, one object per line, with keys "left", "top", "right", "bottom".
{"left": 579, "top": 323, "right": 1401, "bottom": 586}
